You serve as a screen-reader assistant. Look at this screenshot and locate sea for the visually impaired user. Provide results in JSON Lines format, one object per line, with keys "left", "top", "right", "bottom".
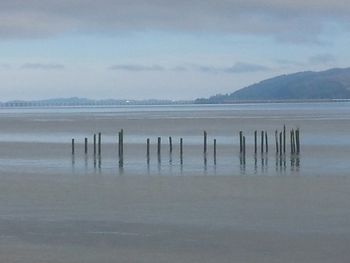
{"left": 0, "top": 102, "right": 349, "bottom": 177}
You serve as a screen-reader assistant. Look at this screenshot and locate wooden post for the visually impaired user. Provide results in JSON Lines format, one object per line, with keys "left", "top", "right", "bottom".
{"left": 204, "top": 131, "right": 207, "bottom": 154}
{"left": 180, "top": 138, "right": 183, "bottom": 162}
{"left": 146, "top": 138, "right": 150, "bottom": 163}
{"left": 254, "top": 130, "right": 257, "bottom": 154}
{"left": 84, "top": 137, "right": 88, "bottom": 154}
{"left": 157, "top": 137, "right": 161, "bottom": 158}
{"left": 265, "top": 131, "right": 268, "bottom": 153}
{"left": 72, "top": 139, "right": 75, "bottom": 155}
{"left": 93, "top": 134, "right": 96, "bottom": 155}
{"left": 121, "top": 129, "right": 124, "bottom": 157}
{"left": 291, "top": 129, "right": 295, "bottom": 154}
{"left": 169, "top": 136, "right": 173, "bottom": 153}
{"left": 275, "top": 130, "right": 278, "bottom": 153}
{"left": 214, "top": 139, "right": 217, "bottom": 164}
{"left": 239, "top": 131, "right": 243, "bottom": 153}
{"left": 98, "top": 132, "right": 101, "bottom": 155}
{"left": 279, "top": 132, "right": 282, "bottom": 155}
{"left": 290, "top": 130, "right": 293, "bottom": 154}
{"left": 283, "top": 125, "right": 286, "bottom": 154}
{"left": 296, "top": 129, "right": 300, "bottom": 154}
{"left": 243, "top": 136, "right": 246, "bottom": 164}
{"left": 261, "top": 131, "right": 264, "bottom": 153}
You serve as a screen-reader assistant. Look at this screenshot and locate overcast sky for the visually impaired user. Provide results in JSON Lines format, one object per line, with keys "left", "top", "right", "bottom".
{"left": 0, "top": 0, "right": 349, "bottom": 100}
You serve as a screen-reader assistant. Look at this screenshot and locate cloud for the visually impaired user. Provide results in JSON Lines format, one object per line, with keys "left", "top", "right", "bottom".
{"left": 308, "top": 53, "right": 337, "bottom": 64}
{"left": 109, "top": 64, "right": 164, "bottom": 71}
{"left": 223, "top": 62, "right": 270, "bottom": 73}
{"left": 0, "top": 63, "right": 11, "bottom": 70}
{"left": 0, "top": 1, "right": 349, "bottom": 42}
{"left": 21, "top": 63, "right": 65, "bottom": 70}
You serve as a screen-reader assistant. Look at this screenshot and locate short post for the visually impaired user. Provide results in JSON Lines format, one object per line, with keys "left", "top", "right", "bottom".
{"left": 157, "top": 137, "right": 161, "bottom": 160}
{"left": 290, "top": 130, "right": 294, "bottom": 154}
{"left": 93, "top": 134, "right": 96, "bottom": 155}
{"left": 72, "top": 138, "right": 75, "bottom": 155}
{"left": 169, "top": 136, "right": 173, "bottom": 153}
{"left": 98, "top": 132, "right": 101, "bottom": 155}
{"left": 180, "top": 138, "right": 183, "bottom": 163}
{"left": 254, "top": 130, "right": 257, "bottom": 154}
{"left": 243, "top": 136, "right": 246, "bottom": 164}
{"left": 84, "top": 137, "right": 88, "bottom": 154}
{"left": 261, "top": 131, "right": 264, "bottom": 153}
{"left": 214, "top": 139, "right": 217, "bottom": 164}
{"left": 265, "top": 131, "right": 268, "bottom": 153}
{"left": 279, "top": 132, "right": 282, "bottom": 155}
{"left": 239, "top": 131, "right": 243, "bottom": 153}
{"left": 146, "top": 138, "right": 150, "bottom": 163}
{"left": 275, "top": 130, "right": 278, "bottom": 153}
{"left": 296, "top": 129, "right": 300, "bottom": 154}
{"left": 204, "top": 131, "right": 207, "bottom": 154}
{"left": 283, "top": 125, "right": 286, "bottom": 154}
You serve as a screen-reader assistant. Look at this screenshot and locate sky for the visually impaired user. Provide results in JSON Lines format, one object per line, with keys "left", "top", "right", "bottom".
{"left": 0, "top": 0, "right": 350, "bottom": 101}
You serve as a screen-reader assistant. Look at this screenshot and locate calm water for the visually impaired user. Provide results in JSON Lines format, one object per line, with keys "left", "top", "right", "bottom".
{"left": 0, "top": 102, "right": 350, "bottom": 176}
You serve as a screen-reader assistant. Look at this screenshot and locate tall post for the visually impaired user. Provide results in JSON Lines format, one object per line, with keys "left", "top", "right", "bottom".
{"left": 283, "top": 125, "right": 286, "bottom": 154}
{"left": 275, "top": 130, "right": 278, "bottom": 153}
{"left": 261, "top": 131, "right": 264, "bottom": 153}
{"left": 84, "top": 137, "right": 88, "bottom": 154}
{"left": 146, "top": 138, "right": 150, "bottom": 163}
{"left": 291, "top": 129, "right": 295, "bottom": 154}
{"left": 72, "top": 138, "right": 75, "bottom": 155}
{"left": 265, "top": 131, "right": 268, "bottom": 153}
{"left": 239, "top": 131, "right": 243, "bottom": 153}
{"left": 180, "top": 138, "right": 183, "bottom": 163}
{"left": 290, "top": 130, "right": 294, "bottom": 154}
{"left": 279, "top": 132, "right": 282, "bottom": 156}
{"left": 254, "top": 130, "right": 257, "bottom": 154}
{"left": 157, "top": 137, "right": 161, "bottom": 161}
{"left": 204, "top": 131, "right": 207, "bottom": 154}
{"left": 93, "top": 134, "right": 96, "bottom": 155}
{"left": 243, "top": 136, "right": 246, "bottom": 164}
{"left": 98, "top": 132, "right": 101, "bottom": 155}
{"left": 169, "top": 136, "right": 173, "bottom": 153}
{"left": 296, "top": 129, "right": 300, "bottom": 154}
{"left": 214, "top": 139, "right": 217, "bottom": 164}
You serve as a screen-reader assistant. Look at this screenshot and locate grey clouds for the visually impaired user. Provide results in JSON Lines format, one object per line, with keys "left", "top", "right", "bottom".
{"left": 0, "top": 0, "right": 349, "bottom": 41}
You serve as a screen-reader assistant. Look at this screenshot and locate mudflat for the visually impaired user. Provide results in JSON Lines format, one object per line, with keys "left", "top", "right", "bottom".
{"left": 0, "top": 174, "right": 349, "bottom": 263}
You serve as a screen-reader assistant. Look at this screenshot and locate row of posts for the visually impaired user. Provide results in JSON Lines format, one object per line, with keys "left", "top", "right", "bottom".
{"left": 71, "top": 130, "right": 124, "bottom": 166}
{"left": 71, "top": 126, "right": 300, "bottom": 166}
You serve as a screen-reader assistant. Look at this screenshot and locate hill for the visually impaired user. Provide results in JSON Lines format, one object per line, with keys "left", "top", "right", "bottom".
{"left": 195, "top": 67, "right": 350, "bottom": 103}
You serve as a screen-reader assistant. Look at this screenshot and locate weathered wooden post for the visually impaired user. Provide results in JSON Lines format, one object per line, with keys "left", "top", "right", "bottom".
{"left": 291, "top": 129, "right": 295, "bottom": 154}
{"left": 283, "top": 125, "right": 286, "bottom": 154}
{"left": 243, "top": 136, "right": 246, "bottom": 164}
{"left": 265, "top": 131, "right": 268, "bottom": 153}
{"left": 214, "top": 139, "right": 217, "bottom": 165}
{"left": 180, "top": 138, "right": 183, "bottom": 163}
{"left": 98, "top": 132, "right": 101, "bottom": 155}
{"left": 72, "top": 138, "right": 75, "bottom": 155}
{"left": 275, "top": 130, "right": 278, "bottom": 153}
{"left": 290, "top": 130, "right": 294, "bottom": 154}
{"left": 261, "top": 131, "right": 264, "bottom": 153}
{"left": 279, "top": 132, "right": 282, "bottom": 156}
{"left": 93, "top": 134, "right": 96, "bottom": 155}
{"left": 204, "top": 131, "right": 207, "bottom": 154}
{"left": 296, "top": 129, "right": 300, "bottom": 154}
{"left": 239, "top": 131, "right": 243, "bottom": 153}
{"left": 169, "top": 136, "right": 173, "bottom": 153}
{"left": 157, "top": 137, "right": 161, "bottom": 161}
{"left": 146, "top": 138, "right": 150, "bottom": 163}
{"left": 254, "top": 130, "right": 257, "bottom": 154}
{"left": 84, "top": 137, "right": 88, "bottom": 154}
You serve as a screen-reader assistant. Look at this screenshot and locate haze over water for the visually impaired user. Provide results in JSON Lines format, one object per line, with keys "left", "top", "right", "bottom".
{"left": 0, "top": 102, "right": 349, "bottom": 177}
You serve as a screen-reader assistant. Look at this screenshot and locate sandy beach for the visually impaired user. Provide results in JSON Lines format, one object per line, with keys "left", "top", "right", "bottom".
{"left": 1, "top": 174, "right": 350, "bottom": 262}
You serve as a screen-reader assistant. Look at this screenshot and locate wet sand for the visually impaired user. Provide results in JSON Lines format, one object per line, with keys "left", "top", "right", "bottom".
{"left": 1, "top": 174, "right": 350, "bottom": 262}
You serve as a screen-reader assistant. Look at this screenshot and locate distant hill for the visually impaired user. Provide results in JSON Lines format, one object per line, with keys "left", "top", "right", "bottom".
{"left": 195, "top": 67, "right": 350, "bottom": 103}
